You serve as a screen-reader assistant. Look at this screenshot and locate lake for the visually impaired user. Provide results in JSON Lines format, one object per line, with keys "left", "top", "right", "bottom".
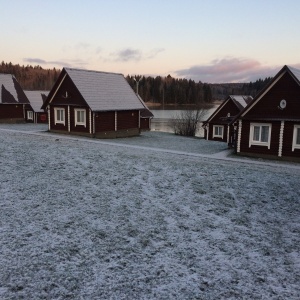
{"left": 150, "top": 106, "right": 218, "bottom": 137}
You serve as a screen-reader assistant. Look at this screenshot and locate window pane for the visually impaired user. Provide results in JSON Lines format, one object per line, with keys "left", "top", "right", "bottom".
{"left": 253, "top": 126, "right": 260, "bottom": 141}
{"left": 77, "top": 111, "right": 81, "bottom": 122}
{"left": 214, "top": 127, "right": 218, "bottom": 135}
{"left": 219, "top": 127, "right": 223, "bottom": 135}
{"left": 261, "top": 126, "right": 269, "bottom": 142}
{"left": 296, "top": 128, "right": 300, "bottom": 145}
{"left": 57, "top": 110, "right": 60, "bottom": 121}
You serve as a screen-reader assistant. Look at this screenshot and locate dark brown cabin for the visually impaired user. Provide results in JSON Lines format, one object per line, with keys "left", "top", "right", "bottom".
{"left": 137, "top": 94, "right": 153, "bottom": 131}
{"left": 232, "top": 65, "right": 300, "bottom": 161}
{"left": 42, "top": 68, "right": 151, "bottom": 138}
{"left": 0, "top": 74, "right": 30, "bottom": 123}
{"left": 24, "top": 90, "right": 48, "bottom": 123}
{"left": 203, "top": 95, "right": 252, "bottom": 145}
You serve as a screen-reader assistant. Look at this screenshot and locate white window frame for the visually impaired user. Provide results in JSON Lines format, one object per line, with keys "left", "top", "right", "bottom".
{"left": 292, "top": 125, "right": 300, "bottom": 151}
{"left": 27, "top": 110, "right": 33, "bottom": 120}
{"left": 213, "top": 125, "right": 224, "bottom": 139}
{"left": 74, "top": 108, "right": 86, "bottom": 127}
{"left": 54, "top": 107, "right": 65, "bottom": 125}
{"left": 249, "top": 123, "right": 272, "bottom": 149}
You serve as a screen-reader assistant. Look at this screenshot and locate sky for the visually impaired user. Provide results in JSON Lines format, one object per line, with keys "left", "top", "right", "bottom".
{"left": 1, "top": 0, "right": 300, "bottom": 83}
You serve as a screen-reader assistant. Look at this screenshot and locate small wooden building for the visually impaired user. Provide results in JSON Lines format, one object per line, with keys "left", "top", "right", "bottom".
{"left": 233, "top": 65, "right": 300, "bottom": 161}
{"left": 41, "top": 68, "right": 148, "bottom": 138}
{"left": 0, "top": 73, "right": 30, "bottom": 123}
{"left": 24, "top": 90, "right": 48, "bottom": 123}
{"left": 137, "top": 95, "right": 153, "bottom": 131}
{"left": 203, "top": 95, "right": 252, "bottom": 144}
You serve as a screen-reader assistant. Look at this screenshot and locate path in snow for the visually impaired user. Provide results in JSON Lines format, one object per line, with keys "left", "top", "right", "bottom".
{"left": 0, "top": 127, "right": 299, "bottom": 171}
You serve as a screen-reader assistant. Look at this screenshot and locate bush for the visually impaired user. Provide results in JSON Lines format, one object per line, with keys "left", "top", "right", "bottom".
{"left": 170, "top": 109, "right": 206, "bottom": 137}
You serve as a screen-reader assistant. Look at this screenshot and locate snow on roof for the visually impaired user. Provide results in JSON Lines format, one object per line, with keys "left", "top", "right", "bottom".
{"left": 0, "top": 74, "right": 20, "bottom": 103}
{"left": 136, "top": 94, "right": 154, "bottom": 118}
{"left": 229, "top": 95, "right": 253, "bottom": 110}
{"left": 287, "top": 65, "right": 300, "bottom": 83}
{"left": 24, "top": 90, "right": 49, "bottom": 112}
{"left": 64, "top": 68, "right": 145, "bottom": 111}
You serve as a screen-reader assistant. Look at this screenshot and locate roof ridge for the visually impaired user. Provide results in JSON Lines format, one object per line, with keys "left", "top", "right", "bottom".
{"left": 64, "top": 67, "right": 123, "bottom": 76}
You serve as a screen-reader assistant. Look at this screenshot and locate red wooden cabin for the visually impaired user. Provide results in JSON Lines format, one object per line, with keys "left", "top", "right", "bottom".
{"left": 0, "top": 74, "right": 30, "bottom": 123}
{"left": 232, "top": 65, "right": 300, "bottom": 161}
{"left": 42, "top": 68, "right": 151, "bottom": 138}
{"left": 24, "top": 90, "right": 48, "bottom": 123}
{"left": 203, "top": 95, "right": 252, "bottom": 145}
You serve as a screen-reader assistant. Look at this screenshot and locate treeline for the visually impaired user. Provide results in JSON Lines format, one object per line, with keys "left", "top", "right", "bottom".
{"left": 0, "top": 61, "right": 60, "bottom": 91}
{"left": 127, "top": 75, "right": 272, "bottom": 105}
{"left": 126, "top": 74, "right": 213, "bottom": 105}
{"left": 210, "top": 77, "right": 272, "bottom": 100}
{"left": 1, "top": 61, "right": 272, "bottom": 103}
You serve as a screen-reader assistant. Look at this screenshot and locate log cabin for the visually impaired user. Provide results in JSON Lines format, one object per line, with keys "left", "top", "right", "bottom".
{"left": 0, "top": 73, "right": 30, "bottom": 123}
{"left": 24, "top": 90, "right": 48, "bottom": 123}
{"left": 203, "top": 95, "right": 252, "bottom": 145}
{"left": 42, "top": 68, "right": 150, "bottom": 138}
{"left": 232, "top": 65, "right": 300, "bottom": 161}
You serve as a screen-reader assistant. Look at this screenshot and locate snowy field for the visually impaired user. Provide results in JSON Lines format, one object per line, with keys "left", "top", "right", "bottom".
{"left": 0, "top": 124, "right": 299, "bottom": 299}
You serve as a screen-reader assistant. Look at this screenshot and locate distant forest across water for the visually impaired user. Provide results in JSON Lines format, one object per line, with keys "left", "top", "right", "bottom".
{"left": 1, "top": 61, "right": 272, "bottom": 105}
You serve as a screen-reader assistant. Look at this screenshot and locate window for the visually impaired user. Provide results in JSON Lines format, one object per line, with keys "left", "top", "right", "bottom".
{"left": 27, "top": 111, "right": 33, "bottom": 120}
{"left": 249, "top": 123, "right": 271, "bottom": 149}
{"left": 75, "top": 109, "right": 86, "bottom": 127}
{"left": 292, "top": 125, "right": 300, "bottom": 151}
{"left": 54, "top": 108, "right": 65, "bottom": 125}
{"left": 213, "top": 125, "right": 224, "bottom": 138}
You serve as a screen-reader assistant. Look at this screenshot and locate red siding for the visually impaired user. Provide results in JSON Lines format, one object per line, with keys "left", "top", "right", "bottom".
{"left": 208, "top": 123, "right": 228, "bottom": 142}
{"left": 117, "top": 110, "right": 139, "bottom": 130}
{"left": 282, "top": 122, "right": 300, "bottom": 158}
{"left": 244, "top": 72, "right": 300, "bottom": 120}
{"left": 51, "top": 75, "right": 87, "bottom": 107}
{"left": 140, "top": 118, "right": 150, "bottom": 130}
{"left": 0, "top": 104, "right": 24, "bottom": 120}
{"left": 70, "top": 107, "right": 90, "bottom": 133}
{"left": 210, "top": 100, "right": 240, "bottom": 124}
{"left": 239, "top": 120, "right": 281, "bottom": 156}
{"left": 207, "top": 99, "right": 240, "bottom": 142}
{"left": 95, "top": 111, "right": 115, "bottom": 132}
{"left": 50, "top": 105, "right": 68, "bottom": 131}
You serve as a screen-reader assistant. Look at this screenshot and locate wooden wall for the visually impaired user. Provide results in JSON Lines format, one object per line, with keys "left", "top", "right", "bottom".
{"left": 95, "top": 111, "right": 115, "bottom": 132}
{"left": 0, "top": 104, "right": 24, "bottom": 122}
{"left": 117, "top": 110, "right": 139, "bottom": 130}
{"left": 245, "top": 72, "right": 300, "bottom": 119}
{"left": 282, "top": 121, "right": 300, "bottom": 158}
{"left": 140, "top": 118, "right": 150, "bottom": 130}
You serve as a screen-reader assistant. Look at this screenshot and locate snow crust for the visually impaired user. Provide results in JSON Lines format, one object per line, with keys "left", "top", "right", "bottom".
{"left": 0, "top": 124, "right": 299, "bottom": 299}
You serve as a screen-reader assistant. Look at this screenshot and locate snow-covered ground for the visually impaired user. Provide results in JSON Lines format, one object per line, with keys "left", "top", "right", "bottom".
{"left": 0, "top": 124, "right": 299, "bottom": 299}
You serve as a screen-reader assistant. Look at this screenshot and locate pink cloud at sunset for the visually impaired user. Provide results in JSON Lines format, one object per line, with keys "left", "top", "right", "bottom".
{"left": 175, "top": 58, "right": 290, "bottom": 83}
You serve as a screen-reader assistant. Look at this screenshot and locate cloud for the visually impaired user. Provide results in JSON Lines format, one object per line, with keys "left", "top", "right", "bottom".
{"left": 109, "top": 47, "right": 164, "bottom": 62}
{"left": 111, "top": 48, "right": 142, "bottom": 62}
{"left": 24, "top": 58, "right": 47, "bottom": 64}
{"left": 146, "top": 48, "right": 165, "bottom": 59}
{"left": 175, "top": 58, "right": 283, "bottom": 83}
{"left": 23, "top": 58, "right": 88, "bottom": 69}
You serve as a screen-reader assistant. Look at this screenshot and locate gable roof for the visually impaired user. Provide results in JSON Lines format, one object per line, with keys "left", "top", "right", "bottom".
{"left": 287, "top": 65, "right": 300, "bottom": 83}
{"left": 204, "top": 95, "right": 252, "bottom": 124}
{"left": 136, "top": 94, "right": 154, "bottom": 118}
{"left": 0, "top": 74, "right": 29, "bottom": 104}
{"left": 230, "top": 95, "right": 253, "bottom": 111}
{"left": 43, "top": 68, "right": 145, "bottom": 111}
{"left": 231, "top": 65, "right": 300, "bottom": 123}
{"left": 24, "top": 90, "right": 49, "bottom": 112}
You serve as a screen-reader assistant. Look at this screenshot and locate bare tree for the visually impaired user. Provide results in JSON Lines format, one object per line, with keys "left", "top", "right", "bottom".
{"left": 170, "top": 108, "right": 207, "bottom": 137}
